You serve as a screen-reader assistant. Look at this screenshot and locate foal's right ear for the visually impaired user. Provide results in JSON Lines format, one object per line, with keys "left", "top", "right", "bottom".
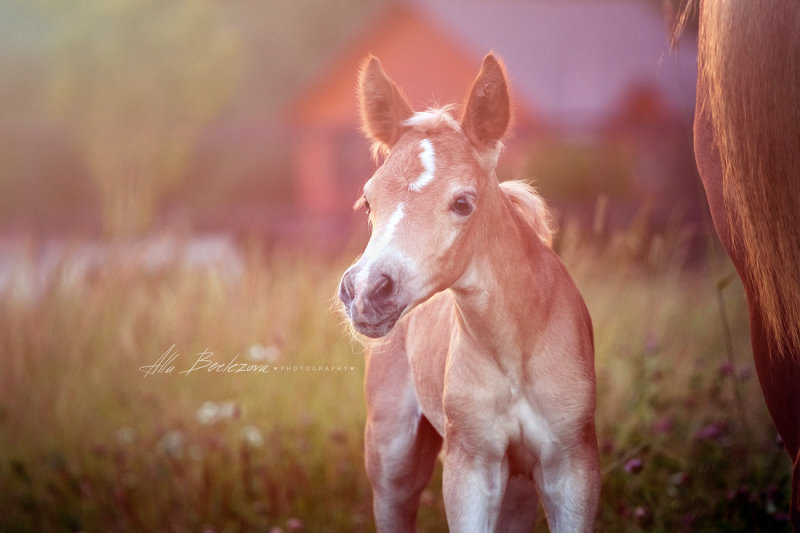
{"left": 460, "top": 54, "right": 510, "bottom": 149}
{"left": 358, "top": 56, "right": 414, "bottom": 152}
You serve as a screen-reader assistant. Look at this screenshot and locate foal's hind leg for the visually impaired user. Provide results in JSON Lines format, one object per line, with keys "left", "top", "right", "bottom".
{"left": 364, "top": 333, "right": 443, "bottom": 532}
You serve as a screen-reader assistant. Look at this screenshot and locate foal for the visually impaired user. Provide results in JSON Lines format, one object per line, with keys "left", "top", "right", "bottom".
{"left": 339, "top": 54, "right": 600, "bottom": 532}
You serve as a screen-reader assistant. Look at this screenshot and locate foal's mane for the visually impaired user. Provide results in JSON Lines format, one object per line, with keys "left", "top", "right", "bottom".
{"left": 500, "top": 180, "right": 553, "bottom": 248}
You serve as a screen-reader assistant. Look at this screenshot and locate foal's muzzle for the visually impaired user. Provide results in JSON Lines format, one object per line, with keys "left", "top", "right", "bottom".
{"left": 339, "top": 269, "right": 404, "bottom": 338}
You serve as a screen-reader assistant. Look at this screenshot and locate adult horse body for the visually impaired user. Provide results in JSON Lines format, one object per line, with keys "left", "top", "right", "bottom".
{"left": 694, "top": 0, "right": 800, "bottom": 527}
{"left": 338, "top": 54, "right": 599, "bottom": 532}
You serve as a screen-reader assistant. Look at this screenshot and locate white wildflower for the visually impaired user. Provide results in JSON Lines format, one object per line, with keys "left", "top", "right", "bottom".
{"left": 196, "top": 400, "right": 239, "bottom": 425}
{"left": 247, "top": 344, "right": 281, "bottom": 363}
{"left": 196, "top": 401, "right": 220, "bottom": 425}
{"left": 157, "top": 430, "right": 184, "bottom": 458}
{"left": 217, "top": 401, "right": 238, "bottom": 420}
{"left": 241, "top": 425, "right": 264, "bottom": 448}
{"left": 115, "top": 426, "right": 137, "bottom": 446}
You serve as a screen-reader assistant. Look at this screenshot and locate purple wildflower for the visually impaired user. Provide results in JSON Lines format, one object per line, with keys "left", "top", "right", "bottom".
{"left": 718, "top": 361, "right": 734, "bottom": 376}
{"left": 286, "top": 517, "right": 304, "bottom": 530}
{"left": 624, "top": 458, "right": 644, "bottom": 474}
{"left": 651, "top": 416, "right": 673, "bottom": 435}
{"left": 644, "top": 332, "right": 659, "bottom": 355}
{"left": 695, "top": 423, "right": 723, "bottom": 441}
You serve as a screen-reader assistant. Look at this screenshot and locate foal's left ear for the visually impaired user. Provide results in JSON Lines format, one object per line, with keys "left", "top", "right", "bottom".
{"left": 461, "top": 54, "right": 511, "bottom": 149}
{"left": 358, "top": 55, "right": 414, "bottom": 151}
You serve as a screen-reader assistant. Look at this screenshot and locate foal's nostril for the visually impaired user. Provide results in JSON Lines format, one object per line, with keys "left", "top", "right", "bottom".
{"left": 339, "top": 272, "right": 355, "bottom": 306}
{"left": 369, "top": 274, "right": 395, "bottom": 303}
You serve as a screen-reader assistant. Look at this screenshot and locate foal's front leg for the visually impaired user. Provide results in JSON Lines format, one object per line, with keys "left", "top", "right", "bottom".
{"left": 366, "top": 415, "right": 441, "bottom": 532}
{"left": 441, "top": 412, "right": 511, "bottom": 533}
{"left": 364, "top": 336, "right": 442, "bottom": 532}
{"left": 441, "top": 442, "right": 509, "bottom": 532}
{"left": 536, "top": 426, "right": 600, "bottom": 533}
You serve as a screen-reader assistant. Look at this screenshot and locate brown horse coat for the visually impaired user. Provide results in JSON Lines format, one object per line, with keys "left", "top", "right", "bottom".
{"left": 694, "top": 0, "right": 800, "bottom": 527}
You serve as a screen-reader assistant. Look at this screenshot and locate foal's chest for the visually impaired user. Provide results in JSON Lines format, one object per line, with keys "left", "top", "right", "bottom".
{"left": 404, "top": 293, "right": 557, "bottom": 476}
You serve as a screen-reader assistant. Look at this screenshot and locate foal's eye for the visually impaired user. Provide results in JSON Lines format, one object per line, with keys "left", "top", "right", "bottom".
{"left": 354, "top": 195, "right": 371, "bottom": 216}
{"left": 451, "top": 195, "right": 474, "bottom": 217}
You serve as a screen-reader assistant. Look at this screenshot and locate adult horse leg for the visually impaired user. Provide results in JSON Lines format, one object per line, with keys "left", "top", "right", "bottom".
{"left": 698, "top": 101, "right": 800, "bottom": 530}
{"left": 696, "top": 58, "right": 800, "bottom": 533}
{"left": 364, "top": 328, "right": 442, "bottom": 532}
{"left": 747, "top": 302, "right": 800, "bottom": 528}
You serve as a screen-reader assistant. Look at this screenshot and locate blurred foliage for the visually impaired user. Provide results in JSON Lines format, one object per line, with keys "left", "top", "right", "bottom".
{"left": 0, "top": 2, "right": 51, "bottom": 123}
{"left": 0, "top": 0, "right": 692, "bottom": 238}
{"left": 526, "top": 140, "right": 635, "bottom": 202}
{"left": 42, "top": 0, "right": 242, "bottom": 239}
{"left": 0, "top": 0, "right": 377, "bottom": 236}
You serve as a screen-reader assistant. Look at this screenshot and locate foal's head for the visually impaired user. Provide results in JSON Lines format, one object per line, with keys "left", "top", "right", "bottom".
{"left": 339, "top": 54, "right": 513, "bottom": 338}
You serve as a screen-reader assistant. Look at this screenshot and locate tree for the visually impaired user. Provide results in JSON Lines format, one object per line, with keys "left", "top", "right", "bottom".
{"left": 45, "top": 0, "right": 241, "bottom": 239}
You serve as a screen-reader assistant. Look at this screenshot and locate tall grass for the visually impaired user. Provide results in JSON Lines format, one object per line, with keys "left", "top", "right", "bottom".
{"left": 558, "top": 221, "right": 790, "bottom": 531}
{"left": 0, "top": 225, "right": 790, "bottom": 532}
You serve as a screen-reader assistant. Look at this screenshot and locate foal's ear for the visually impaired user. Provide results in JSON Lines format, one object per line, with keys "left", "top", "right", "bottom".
{"left": 460, "top": 54, "right": 511, "bottom": 149}
{"left": 358, "top": 56, "right": 414, "bottom": 151}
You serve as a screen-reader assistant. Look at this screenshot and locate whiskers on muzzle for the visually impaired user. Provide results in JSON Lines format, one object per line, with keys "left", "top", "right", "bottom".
{"left": 338, "top": 267, "right": 405, "bottom": 338}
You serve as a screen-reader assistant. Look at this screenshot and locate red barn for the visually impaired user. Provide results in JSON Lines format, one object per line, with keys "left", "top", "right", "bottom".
{"left": 285, "top": 0, "right": 697, "bottom": 233}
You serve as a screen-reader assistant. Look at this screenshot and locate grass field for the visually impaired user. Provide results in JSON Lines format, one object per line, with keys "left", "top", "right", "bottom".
{"left": 0, "top": 224, "right": 792, "bottom": 532}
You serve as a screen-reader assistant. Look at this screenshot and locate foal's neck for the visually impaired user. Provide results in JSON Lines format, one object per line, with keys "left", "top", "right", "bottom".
{"left": 451, "top": 183, "right": 556, "bottom": 354}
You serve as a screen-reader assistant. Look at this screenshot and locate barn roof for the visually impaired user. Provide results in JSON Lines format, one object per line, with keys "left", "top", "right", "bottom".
{"left": 412, "top": 0, "right": 697, "bottom": 128}
{"left": 289, "top": 0, "right": 697, "bottom": 132}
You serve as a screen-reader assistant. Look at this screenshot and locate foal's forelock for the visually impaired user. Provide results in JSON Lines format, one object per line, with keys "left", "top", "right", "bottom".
{"left": 369, "top": 106, "right": 503, "bottom": 176}
{"left": 404, "top": 108, "right": 504, "bottom": 174}
{"left": 403, "top": 105, "right": 461, "bottom": 132}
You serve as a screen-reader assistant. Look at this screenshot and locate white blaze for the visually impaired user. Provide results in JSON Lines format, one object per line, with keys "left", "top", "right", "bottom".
{"left": 355, "top": 202, "right": 405, "bottom": 288}
{"left": 409, "top": 139, "right": 436, "bottom": 192}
